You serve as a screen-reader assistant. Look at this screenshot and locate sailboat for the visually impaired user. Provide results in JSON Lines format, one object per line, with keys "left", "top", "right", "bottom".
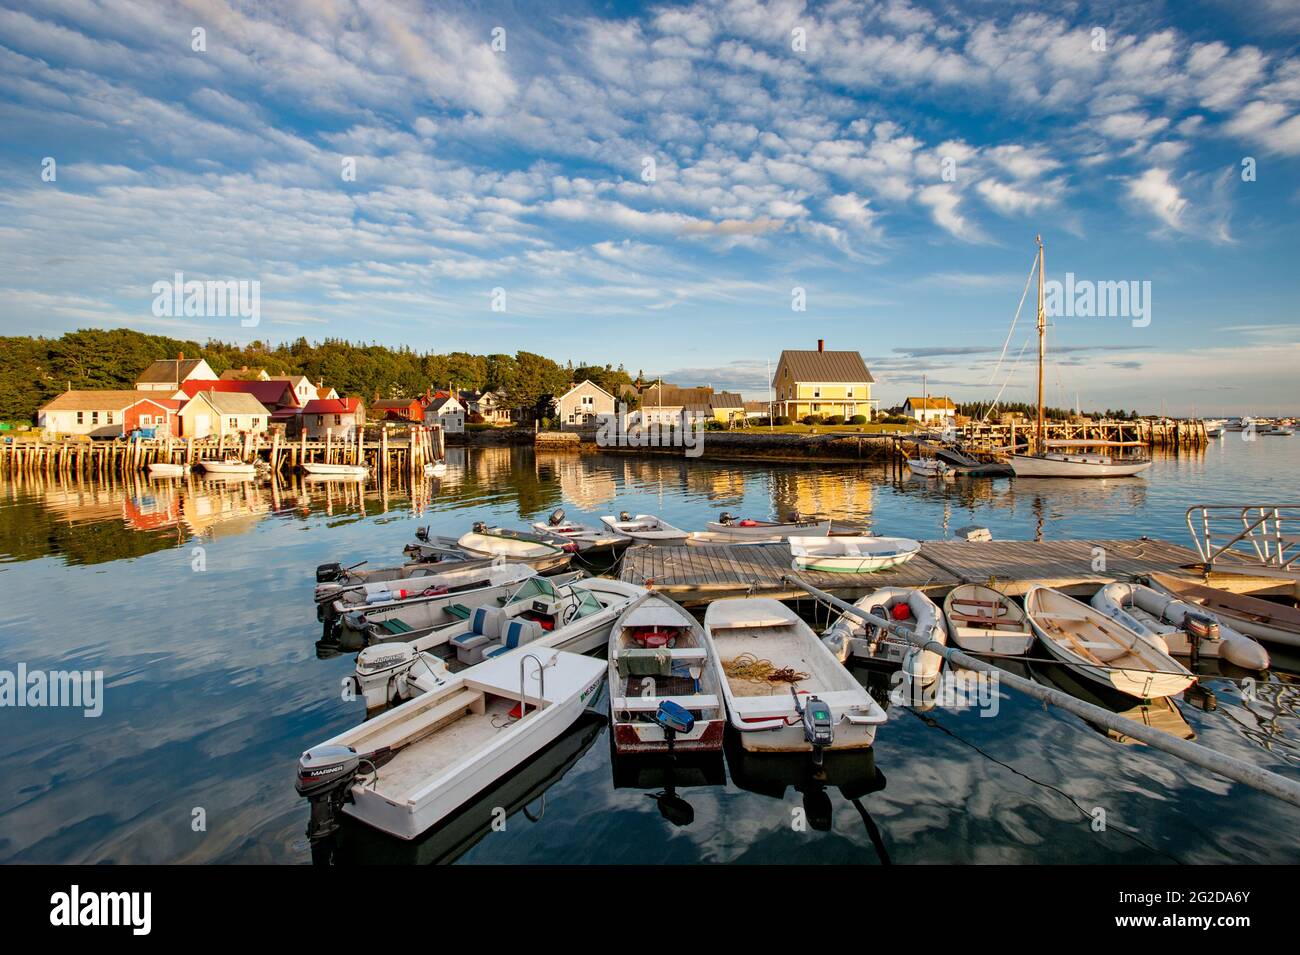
{"left": 1010, "top": 236, "right": 1153, "bottom": 478}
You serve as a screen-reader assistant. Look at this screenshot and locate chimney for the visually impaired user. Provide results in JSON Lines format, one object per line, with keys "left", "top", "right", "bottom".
{"left": 178, "top": 352, "right": 184, "bottom": 361}
{"left": 817, "top": 339, "right": 824, "bottom": 352}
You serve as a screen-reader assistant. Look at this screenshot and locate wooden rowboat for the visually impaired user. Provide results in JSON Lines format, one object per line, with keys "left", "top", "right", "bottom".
{"left": 943, "top": 584, "right": 1034, "bottom": 656}
{"left": 1024, "top": 586, "right": 1194, "bottom": 699}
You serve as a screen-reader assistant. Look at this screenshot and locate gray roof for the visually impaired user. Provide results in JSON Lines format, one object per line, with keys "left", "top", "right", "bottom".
{"left": 188, "top": 391, "right": 269, "bottom": 415}
{"left": 136, "top": 358, "right": 208, "bottom": 384}
{"left": 776, "top": 350, "right": 874, "bottom": 384}
{"left": 711, "top": 391, "right": 744, "bottom": 408}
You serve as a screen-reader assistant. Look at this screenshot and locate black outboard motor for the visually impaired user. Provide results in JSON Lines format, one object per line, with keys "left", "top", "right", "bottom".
{"left": 619, "top": 511, "right": 632, "bottom": 522}
{"left": 786, "top": 511, "right": 801, "bottom": 523}
{"left": 472, "top": 521, "right": 488, "bottom": 534}
{"left": 718, "top": 512, "right": 735, "bottom": 525}
{"left": 791, "top": 687, "right": 834, "bottom": 765}
{"left": 295, "top": 744, "right": 362, "bottom": 852}
{"left": 316, "top": 562, "right": 345, "bottom": 584}
{"left": 548, "top": 508, "right": 566, "bottom": 526}
{"left": 414, "top": 526, "right": 430, "bottom": 543}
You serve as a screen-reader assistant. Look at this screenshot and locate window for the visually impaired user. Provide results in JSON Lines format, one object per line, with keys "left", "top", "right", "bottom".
{"left": 316, "top": 415, "right": 324, "bottom": 426}
{"left": 140, "top": 415, "right": 151, "bottom": 426}
{"left": 91, "top": 411, "right": 99, "bottom": 424}
{"left": 334, "top": 414, "right": 342, "bottom": 426}
{"left": 251, "top": 417, "right": 260, "bottom": 428}
{"left": 77, "top": 412, "right": 84, "bottom": 424}
{"left": 229, "top": 418, "right": 238, "bottom": 429}
{"left": 581, "top": 395, "right": 594, "bottom": 408}
{"left": 813, "top": 387, "right": 821, "bottom": 398}
{"left": 567, "top": 413, "right": 575, "bottom": 423}
{"left": 811, "top": 403, "right": 820, "bottom": 412}
{"left": 106, "top": 411, "right": 114, "bottom": 424}
{"left": 846, "top": 387, "right": 854, "bottom": 398}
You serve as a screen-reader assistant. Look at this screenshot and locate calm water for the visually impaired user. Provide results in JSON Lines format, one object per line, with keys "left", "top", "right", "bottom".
{"left": 1, "top": 436, "right": 1298, "bottom": 864}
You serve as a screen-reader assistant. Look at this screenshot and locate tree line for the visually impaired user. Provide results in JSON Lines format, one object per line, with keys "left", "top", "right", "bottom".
{"left": 0, "top": 328, "right": 637, "bottom": 424}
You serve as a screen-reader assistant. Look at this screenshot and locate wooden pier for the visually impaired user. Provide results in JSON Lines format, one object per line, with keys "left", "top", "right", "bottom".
{"left": 619, "top": 538, "right": 1291, "bottom": 607}
{"left": 1, "top": 426, "right": 445, "bottom": 478}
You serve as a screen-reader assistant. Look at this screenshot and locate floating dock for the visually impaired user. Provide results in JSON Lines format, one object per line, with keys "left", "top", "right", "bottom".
{"left": 619, "top": 538, "right": 1292, "bottom": 607}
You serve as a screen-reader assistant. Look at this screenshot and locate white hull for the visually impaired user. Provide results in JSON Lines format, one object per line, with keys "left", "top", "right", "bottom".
{"left": 704, "top": 519, "right": 831, "bottom": 540}
{"left": 789, "top": 536, "right": 920, "bottom": 574}
{"left": 199, "top": 460, "right": 255, "bottom": 475}
{"left": 599, "top": 514, "right": 688, "bottom": 542}
{"left": 302, "top": 463, "right": 368, "bottom": 478}
{"left": 824, "top": 587, "right": 948, "bottom": 684}
{"left": 530, "top": 521, "right": 628, "bottom": 550}
{"left": 456, "top": 531, "right": 565, "bottom": 560}
{"left": 943, "top": 584, "right": 1034, "bottom": 656}
{"left": 906, "top": 459, "right": 955, "bottom": 479}
{"left": 335, "top": 648, "right": 606, "bottom": 840}
{"left": 1147, "top": 573, "right": 1300, "bottom": 649}
{"left": 147, "top": 463, "right": 187, "bottom": 478}
{"left": 1011, "top": 454, "right": 1152, "bottom": 478}
{"left": 702, "top": 597, "right": 886, "bottom": 753}
{"left": 1025, "top": 586, "right": 1194, "bottom": 699}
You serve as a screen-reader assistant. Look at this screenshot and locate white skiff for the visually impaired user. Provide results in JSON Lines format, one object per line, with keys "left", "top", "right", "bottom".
{"left": 599, "top": 513, "right": 688, "bottom": 543}
{"left": 147, "top": 462, "right": 187, "bottom": 478}
{"left": 789, "top": 536, "right": 920, "bottom": 573}
{"left": 198, "top": 459, "right": 256, "bottom": 476}
{"left": 1024, "top": 586, "right": 1195, "bottom": 699}
{"left": 302, "top": 462, "right": 369, "bottom": 478}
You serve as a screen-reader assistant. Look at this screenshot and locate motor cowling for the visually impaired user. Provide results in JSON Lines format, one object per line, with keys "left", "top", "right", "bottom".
{"left": 718, "top": 512, "right": 735, "bottom": 525}
{"left": 472, "top": 521, "right": 488, "bottom": 534}
{"left": 619, "top": 511, "right": 631, "bottom": 522}
{"left": 296, "top": 744, "right": 362, "bottom": 846}
{"left": 316, "top": 562, "right": 345, "bottom": 583}
{"left": 548, "top": 508, "right": 566, "bottom": 526}
{"left": 415, "top": 526, "right": 430, "bottom": 542}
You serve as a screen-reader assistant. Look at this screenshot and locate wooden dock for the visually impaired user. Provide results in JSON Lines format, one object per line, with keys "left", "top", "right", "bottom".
{"left": 619, "top": 538, "right": 1290, "bottom": 607}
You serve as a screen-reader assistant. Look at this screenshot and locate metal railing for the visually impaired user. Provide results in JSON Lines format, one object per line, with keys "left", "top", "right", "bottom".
{"left": 1186, "top": 505, "right": 1300, "bottom": 571}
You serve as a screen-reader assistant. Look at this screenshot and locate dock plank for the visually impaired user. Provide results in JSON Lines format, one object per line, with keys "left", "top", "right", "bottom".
{"left": 619, "top": 537, "right": 1259, "bottom": 607}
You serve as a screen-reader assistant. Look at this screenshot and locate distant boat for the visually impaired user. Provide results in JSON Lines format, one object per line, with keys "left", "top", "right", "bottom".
{"left": 906, "top": 457, "right": 956, "bottom": 479}
{"left": 531, "top": 509, "right": 629, "bottom": 552}
{"left": 789, "top": 536, "right": 920, "bottom": 573}
{"left": 599, "top": 512, "right": 688, "bottom": 543}
{"left": 607, "top": 591, "right": 726, "bottom": 754}
{"left": 943, "top": 584, "right": 1034, "bottom": 657}
{"left": 302, "top": 462, "right": 368, "bottom": 478}
{"left": 1262, "top": 425, "right": 1294, "bottom": 436}
{"left": 1010, "top": 236, "right": 1152, "bottom": 478}
{"left": 147, "top": 462, "right": 187, "bottom": 478}
{"left": 1024, "top": 586, "right": 1194, "bottom": 699}
{"left": 198, "top": 459, "right": 255, "bottom": 476}
{"left": 705, "top": 513, "right": 832, "bottom": 539}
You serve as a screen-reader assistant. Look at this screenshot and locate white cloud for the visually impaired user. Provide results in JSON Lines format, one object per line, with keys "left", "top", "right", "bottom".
{"left": 1126, "top": 168, "right": 1189, "bottom": 231}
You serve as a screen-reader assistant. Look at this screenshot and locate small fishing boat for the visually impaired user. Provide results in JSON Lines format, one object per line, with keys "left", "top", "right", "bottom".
{"left": 701, "top": 598, "right": 886, "bottom": 755}
{"left": 1023, "top": 586, "right": 1195, "bottom": 699}
{"left": 789, "top": 536, "right": 920, "bottom": 573}
{"left": 704, "top": 513, "right": 832, "bottom": 540}
{"left": 1090, "top": 581, "right": 1269, "bottom": 669}
{"left": 338, "top": 570, "right": 585, "bottom": 653}
{"left": 321, "top": 563, "right": 538, "bottom": 634}
{"left": 1147, "top": 573, "right": 1300, "bottom": 648}
{"left": 823, "top": 587, "right": 948, "bottom": 684}
{"left": 456, "top": 530, "right": 570, "bottom": 560}
{"left": 302, "top": 462, "right": 368, "bottom": 478}
{"left": 531, "top": 509, "right": 629, "bottom": 552}
{"left": 296, "top": 646, "right": 606, "bottom": 843}
{"left": 607, "top": 591, "right": 726, "bottom": 754}
{"left": 1263, "top": 425, "right": 1294, "bottom": 436}
{"left": 353, "top": 575, "right": 645, "bottom": 709}
{"left": 147, "top": 462, "right": 187, "bottom": 478}
{"left": 906, "top": 457, "right": 955, "bottom": 479}
{"left": 199, "top": 458, "right": 256, "bottom": 476}
{"left": 942, "top": 584, "right": 1034, "bottom": 656}
{"left": 599, "top": 512, "right": 688, "bottom": 543}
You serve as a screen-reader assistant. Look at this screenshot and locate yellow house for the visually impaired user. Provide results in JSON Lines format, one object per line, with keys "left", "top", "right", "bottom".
{"left": 178, "top": 390, "right": 270, "bottom": 438}
{"left": 772, "top": 341, "right": 875, "bottom": 421}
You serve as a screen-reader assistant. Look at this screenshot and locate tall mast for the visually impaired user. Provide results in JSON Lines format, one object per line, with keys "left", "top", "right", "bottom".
{"left": 1035, "top": 234, "right": 1045, "bottom": 453}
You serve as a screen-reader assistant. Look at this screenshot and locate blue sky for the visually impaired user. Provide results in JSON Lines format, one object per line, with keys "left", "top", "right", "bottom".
{"left": 1, "top": 0, "right": 1298, "bottom": 414}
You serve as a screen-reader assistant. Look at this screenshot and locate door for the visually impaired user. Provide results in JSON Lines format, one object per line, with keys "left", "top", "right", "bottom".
{"left": 195, "top": 414, "right": 210, "bottom": 437}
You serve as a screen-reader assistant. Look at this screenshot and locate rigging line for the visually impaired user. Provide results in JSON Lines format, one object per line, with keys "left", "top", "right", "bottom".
{"left": 983, "top": 334, "right": 1033, "bottom": 421}
{"left": 987, "top": 252, "right": 1040, "bottom": 386}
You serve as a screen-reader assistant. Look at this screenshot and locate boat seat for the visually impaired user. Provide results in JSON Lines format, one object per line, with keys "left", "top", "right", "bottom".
{"left": 380, "top": 618, "right": 415, "bottom": 635}
{"left": 451, "top": 606, "right": 507, "bottom": 655}
{"left": 445, "top": 603, "right": 472, "bottom": 620}
{"left": 481, "top": 618, "right": 546, "bottom": 662}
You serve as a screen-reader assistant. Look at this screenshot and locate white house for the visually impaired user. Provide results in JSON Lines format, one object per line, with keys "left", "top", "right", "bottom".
{"left": 555, "top": 380, "right": 615, "bottom": 427}
{"left": 424, "top": 394, "right": 465, "bottom": 433}
{"left": 903, "top": 396, "right": 957, "bottom": 425}
{"left": 37, "top": 391, "right": 178, "bottom": 437}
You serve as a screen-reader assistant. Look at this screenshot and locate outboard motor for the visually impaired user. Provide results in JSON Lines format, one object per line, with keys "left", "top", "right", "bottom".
{"left": 718, "top": 512, "right": 735, "bottom": 525}
{"left": 619, "top": 511, "right": 632, "bottom": 522}
{"left": 316, "top": 562, "right": 345, "bottom": 584}
{"left": 785, "top": 511, "right": 801, "bottom": 523}
{"left": 472, "top": 521, "right": 488, "bottom": 534}
{"left": 548, "top": 508, "right": 566, "bottom": 527}
{"left": 295, "top": 744, "right": 362, "bottom": 849}
{"left": 415, "top": 526, "right": 430, "bottom": 543}
{"left": 791, "top": 687, "right": 834, "bottom": 765}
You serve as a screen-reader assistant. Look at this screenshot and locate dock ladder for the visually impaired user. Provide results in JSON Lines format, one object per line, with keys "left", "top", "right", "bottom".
{"left": 1185, "top": 504, "right": 1300, "bottom": 572}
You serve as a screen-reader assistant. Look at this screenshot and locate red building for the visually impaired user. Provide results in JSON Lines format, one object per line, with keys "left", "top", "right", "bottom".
{"left": 370, "top": 398, "right": 424, "bottom": 422}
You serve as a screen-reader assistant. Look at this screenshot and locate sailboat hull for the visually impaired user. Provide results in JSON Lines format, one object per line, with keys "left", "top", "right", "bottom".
{"left": 1010, "top": 454, "right": 1152, "bottom": 478}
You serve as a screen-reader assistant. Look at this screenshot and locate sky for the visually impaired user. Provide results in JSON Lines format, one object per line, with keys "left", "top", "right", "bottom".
{"left": 1, "top": 0, "right": 1298, "bottom": 415}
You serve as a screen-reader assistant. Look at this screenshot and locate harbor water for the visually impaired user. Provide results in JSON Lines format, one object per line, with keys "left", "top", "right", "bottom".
{"left": 0, "top": 435, "right": 1297, "bottom": 864}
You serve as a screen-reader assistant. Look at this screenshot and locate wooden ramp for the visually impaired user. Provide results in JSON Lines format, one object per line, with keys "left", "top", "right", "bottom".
{"left": 619, "top": 537, "right": 1253, "bottom": 607}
